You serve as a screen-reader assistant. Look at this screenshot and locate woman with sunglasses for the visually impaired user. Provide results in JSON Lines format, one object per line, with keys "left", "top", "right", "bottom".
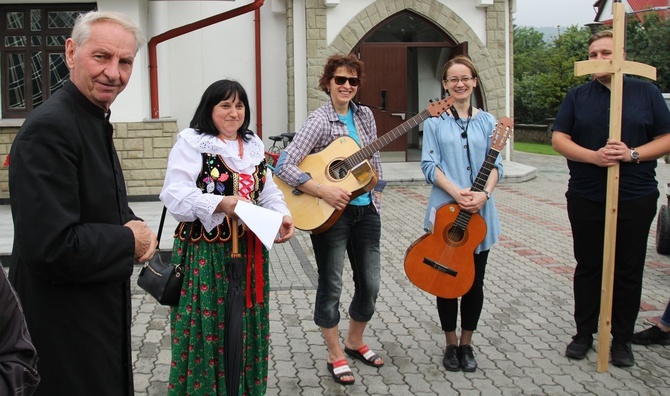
{"left": 421, "top": 55, "right": 503, "bottom": 373}
{"left": 274, "top": 54, "right": 385, "bottom": 386}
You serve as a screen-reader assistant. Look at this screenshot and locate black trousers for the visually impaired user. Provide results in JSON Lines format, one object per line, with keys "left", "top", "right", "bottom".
{"left": 567, "top": 191, "right": 658, "bottom": 341}
{"left": 437, "top": 250, "right": 489, "bottom": 332}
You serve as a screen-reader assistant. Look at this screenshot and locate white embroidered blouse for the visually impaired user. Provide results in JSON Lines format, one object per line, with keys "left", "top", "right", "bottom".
{"left": 160, "top": 128, "right": 290, "bottom": 232}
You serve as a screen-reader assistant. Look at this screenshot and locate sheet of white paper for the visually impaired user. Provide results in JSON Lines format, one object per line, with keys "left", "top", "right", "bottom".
{"left": 234, "top": 200, "right": 283, "bottom": 250}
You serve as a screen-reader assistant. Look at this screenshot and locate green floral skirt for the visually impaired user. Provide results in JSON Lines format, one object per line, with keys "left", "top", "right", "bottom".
{"left": 168, "top": 231, "right": 270, "bottom": 395}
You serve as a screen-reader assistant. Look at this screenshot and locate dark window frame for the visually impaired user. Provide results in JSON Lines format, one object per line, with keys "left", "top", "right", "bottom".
{"left": 1, "top": 3, "right": 96, "bottom": 119}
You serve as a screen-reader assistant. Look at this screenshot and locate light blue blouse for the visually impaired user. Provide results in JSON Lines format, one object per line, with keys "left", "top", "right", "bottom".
{"left": 421, "top": 110, "right": 503, "bottom": 253}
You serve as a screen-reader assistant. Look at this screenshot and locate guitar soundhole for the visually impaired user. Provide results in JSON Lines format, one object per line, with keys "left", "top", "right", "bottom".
{"left": 328, "top": 160, "right": 349, "bottom": 180}
{"left": 446, "top": 225, "right": 465, "bottom": 244}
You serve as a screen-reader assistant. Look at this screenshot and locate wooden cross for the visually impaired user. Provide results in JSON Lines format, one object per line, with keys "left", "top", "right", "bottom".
{"left": 573, "top": 1, "right": 656, "bottom": 372}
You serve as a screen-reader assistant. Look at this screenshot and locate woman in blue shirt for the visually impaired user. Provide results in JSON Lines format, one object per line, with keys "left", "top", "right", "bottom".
{"left": 421, "top": 55, "right": 503, "bottom": 373}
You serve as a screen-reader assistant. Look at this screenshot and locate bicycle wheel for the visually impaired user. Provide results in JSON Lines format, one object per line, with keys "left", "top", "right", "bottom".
{"left": 266, "top": 145, "right": 281, "bottom": 156}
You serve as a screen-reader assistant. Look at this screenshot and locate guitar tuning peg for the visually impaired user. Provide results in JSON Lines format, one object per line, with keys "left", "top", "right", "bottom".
{"left": 429, "top": 99, "right": 434, "bottom": 103}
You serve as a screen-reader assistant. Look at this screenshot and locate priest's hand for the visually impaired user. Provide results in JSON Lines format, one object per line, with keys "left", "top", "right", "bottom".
{"left": 125, "top": 220, "right": 158, "bottom": 262}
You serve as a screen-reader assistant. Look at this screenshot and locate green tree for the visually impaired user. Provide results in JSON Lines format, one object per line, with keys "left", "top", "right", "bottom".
{"left": 546, "top": 26, "right": 591, "bottom": 113}
{"left": 513, "top": 26, "right": 549, "bottom": 124}
{"left": 513, "top": 26, "right": 548, "bottom": 77}
{"left": 625, "top": 13, "right": 670, "bottom": 92}
{"left": 514, "top": 14, "right": 670, "bottom": 125}
{"left": 513, "top": 25, "right": 590, "bottom": 124}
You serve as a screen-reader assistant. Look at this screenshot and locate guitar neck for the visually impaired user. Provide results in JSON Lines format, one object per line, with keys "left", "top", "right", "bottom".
{"left": 453, "top": 148, "right": 500, "bottom": 229}
{"left": 471, "top": 148, "right": 500, "bottom": 193}
{"left": 345, "top": 109, "right": 432, "bottom": 168}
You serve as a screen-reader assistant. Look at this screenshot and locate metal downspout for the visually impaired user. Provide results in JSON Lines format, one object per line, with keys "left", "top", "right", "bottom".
{"left": 254, "top": 7, "right": 263, "bottom": 137}
{"left": 148, "top": 0, "right": 265, "bottom": 122}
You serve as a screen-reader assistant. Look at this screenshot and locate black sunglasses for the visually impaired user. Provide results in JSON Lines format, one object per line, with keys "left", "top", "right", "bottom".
{"left": 333, "top": 76, "right": 360, "bottom": 86}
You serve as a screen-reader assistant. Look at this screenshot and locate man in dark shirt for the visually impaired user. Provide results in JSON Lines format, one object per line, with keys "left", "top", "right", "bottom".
{"left": 552, "top": 29, "right": 670, "bottom": 368}
{"left": 8, "top": 11, "right": 157, "bottom": 395}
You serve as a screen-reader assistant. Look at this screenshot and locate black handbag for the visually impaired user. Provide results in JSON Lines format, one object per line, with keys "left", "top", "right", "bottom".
{"left": 137, "top": 207, "right": 190, "bottom": 306}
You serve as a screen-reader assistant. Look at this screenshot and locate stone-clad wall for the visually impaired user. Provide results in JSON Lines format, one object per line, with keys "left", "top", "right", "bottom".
{"left": 514, "top": 124, "right": 552, "bottom": 145}
{"left": 113, "top": 120, "right": 178, "bottom": 198}
{"left": 0, "top": 119, "right": 178, "bottom": 202}
{"left": 0, "top": 125, "right": 19, "bottom": 201}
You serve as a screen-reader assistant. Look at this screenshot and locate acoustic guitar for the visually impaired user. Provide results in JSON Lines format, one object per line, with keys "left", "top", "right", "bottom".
{"left": 273, "top": 97, "right": 455, "bottom": 234}
{"left": 404, "top": 117, "right": 514, "bottom": 299}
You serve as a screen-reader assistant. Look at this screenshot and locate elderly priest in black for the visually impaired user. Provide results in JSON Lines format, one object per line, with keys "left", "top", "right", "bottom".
{"left": 8, "top": 11, "right": 157, "bottom": 396}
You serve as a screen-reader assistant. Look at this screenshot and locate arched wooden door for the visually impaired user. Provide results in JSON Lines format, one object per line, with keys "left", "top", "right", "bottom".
{"left": 357, "top": 45, "right": 408, "bottom": 155}
{"left": 354, "top": 11, "right": 474, "bottom": 162}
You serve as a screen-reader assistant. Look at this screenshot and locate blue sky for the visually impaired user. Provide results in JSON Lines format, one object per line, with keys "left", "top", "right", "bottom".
{"left": 514, "top": 0, "right": 598, "bottom": 28}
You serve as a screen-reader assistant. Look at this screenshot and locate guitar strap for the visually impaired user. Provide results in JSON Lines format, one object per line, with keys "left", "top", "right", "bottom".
{"left": 449, "top": 105, "right": 472, "bottom": 124}
{"left": 450, "top": 105, "right": 460, "bottom": 120}
{"left": 450, "top": 105, "right": 477, "bottom": 185}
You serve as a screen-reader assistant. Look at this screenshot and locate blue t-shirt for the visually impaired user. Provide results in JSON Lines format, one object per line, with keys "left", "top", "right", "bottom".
{"left": 338, "top": 108, "right": 372, "bottom": 206}
{"left": 553, "top": 77, "right": 670, "bottom": 202}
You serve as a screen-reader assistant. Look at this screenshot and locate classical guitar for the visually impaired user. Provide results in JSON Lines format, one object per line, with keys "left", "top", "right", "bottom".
{"left": 274, "top": 97, "right": 455, "bottom": 234}
{"left": 404, "top": 117, "right": 514, "bottom": 299}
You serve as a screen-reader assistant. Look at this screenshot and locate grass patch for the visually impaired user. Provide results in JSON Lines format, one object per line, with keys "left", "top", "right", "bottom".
{"left": 514, "top": 141, "right": 560, "bottom": 156}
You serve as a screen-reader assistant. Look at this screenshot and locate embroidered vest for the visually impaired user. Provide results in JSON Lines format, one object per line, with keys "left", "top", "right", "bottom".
{"left": 175, "top": 153, "right": 268, "bottom": 243}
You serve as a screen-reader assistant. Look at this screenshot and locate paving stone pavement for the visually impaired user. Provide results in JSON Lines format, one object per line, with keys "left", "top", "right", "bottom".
{"left": 4, "top": 152, "right": 670, "bottom": 395}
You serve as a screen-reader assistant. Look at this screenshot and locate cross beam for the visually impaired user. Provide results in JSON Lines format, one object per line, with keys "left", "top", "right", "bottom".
{"left": 573, "top": 2, "right": 656, "bottom": 372}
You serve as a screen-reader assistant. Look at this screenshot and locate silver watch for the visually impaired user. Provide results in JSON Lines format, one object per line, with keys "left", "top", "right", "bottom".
{"left": 630, "top": 148, "right": 640, "bottom": 164}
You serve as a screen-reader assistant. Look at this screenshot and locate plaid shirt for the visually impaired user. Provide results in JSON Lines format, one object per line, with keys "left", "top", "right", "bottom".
{"left": 275, "top": 99, "right": 384, "bottom": 212}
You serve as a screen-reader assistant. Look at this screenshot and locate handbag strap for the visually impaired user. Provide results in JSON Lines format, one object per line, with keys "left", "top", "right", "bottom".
{"left": 156, "top": 206, "right": 168, "bottom": 250}
{"left": 154, "top": 206, "right": 192, "bottom": 267}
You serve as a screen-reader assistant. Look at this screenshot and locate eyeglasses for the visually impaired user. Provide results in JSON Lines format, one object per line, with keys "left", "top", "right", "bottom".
{"left": 333, "top": 76, "right": 360, "bottom": 86}
{"left": 445, "top": 76, "right": 474, "bottom": 85}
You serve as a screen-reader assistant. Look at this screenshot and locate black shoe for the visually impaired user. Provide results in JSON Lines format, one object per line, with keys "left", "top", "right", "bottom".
{"left": 631, "top": 326, "right": 670, "bottom": 345}
{"left": 459, "top": 345, "right": 477, "bottom": 372}
{"left": 565, "top": 334, "right": 593, "bottom": 360}
{"left": 443, "top": 345, "right": 460, "bottom": 372}
{"left": 611, "top": 339, "right": 634, "bottom": 367}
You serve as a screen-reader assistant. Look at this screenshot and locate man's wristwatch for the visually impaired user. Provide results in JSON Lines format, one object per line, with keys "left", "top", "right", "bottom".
{"left": 630, "top": 148, "right": 640, "bottom": 164}
{"left": 483, "top": 189, "right": 491, "bottom": 200}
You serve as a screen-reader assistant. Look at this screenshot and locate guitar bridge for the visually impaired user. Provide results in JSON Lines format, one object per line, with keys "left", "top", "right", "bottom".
{"left": 423, "top": 258, "right": 458, "bottom": 277}
{"left": 350, "top": 161, "right": 374, "bottom": 183}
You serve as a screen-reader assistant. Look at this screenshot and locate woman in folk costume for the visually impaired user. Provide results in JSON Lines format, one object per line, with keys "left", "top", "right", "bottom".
{"left": 160, "top": 79, "right": 294, "bottom": 395}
